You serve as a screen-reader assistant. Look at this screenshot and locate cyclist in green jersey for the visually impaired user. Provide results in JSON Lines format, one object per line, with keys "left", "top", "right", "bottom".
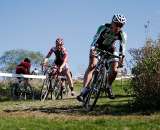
{"left": 77, "top": 14, "right": 127, "bottom": 101}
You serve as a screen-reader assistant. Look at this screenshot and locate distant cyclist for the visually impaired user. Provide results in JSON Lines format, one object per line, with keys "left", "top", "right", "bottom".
{"left": 77, "top": 14, "right": 127, "bottom": 101}
{"left": 16, "top": 58, "right": 31, "bottom": 75}
{"left": 43, "top": 37, "right": 75, "bottom": 96}
{"left": 16, "top": 57, "right": 31, "bottom": 84}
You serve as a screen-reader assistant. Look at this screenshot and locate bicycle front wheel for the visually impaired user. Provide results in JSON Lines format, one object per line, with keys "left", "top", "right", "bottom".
{"left": 26, "top": 84, "right": 34, "bottom": 100}
{"left": 41, "top": 79, "right": 50, "bottom": 101}
{"left": 84, "top": 71, "right": 104, "bottom": 111}
{"left": 53, "top": 80, "right": 63, "bottom": 100}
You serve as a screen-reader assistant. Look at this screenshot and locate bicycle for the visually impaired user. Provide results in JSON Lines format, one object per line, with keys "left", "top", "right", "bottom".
{"left": 83, "top": 48, "right": 120, "bottom": 111}
{"left": 40, "top": 64, "right": 69, "bottom": 101}
{"left": 10, "top": 78, "right": 34, "bottom": 100}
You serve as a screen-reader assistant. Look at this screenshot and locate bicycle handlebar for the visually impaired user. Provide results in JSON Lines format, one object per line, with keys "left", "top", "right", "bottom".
{"left": 41, "top": 63, "right": 58, "bottom": 71}
{"left": 95, "top": 48, "right": 124, "bottom": 68}
{"left": 95, "top": 48, "right": 120, "bottom": 59}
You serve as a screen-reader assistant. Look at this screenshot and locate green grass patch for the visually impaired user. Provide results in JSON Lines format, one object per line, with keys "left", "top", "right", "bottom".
{"left": 0, "top": 80, "right": 160, "bottom": 129}
{"left": 0, "top": 115, "right": 160, "bottom": 130}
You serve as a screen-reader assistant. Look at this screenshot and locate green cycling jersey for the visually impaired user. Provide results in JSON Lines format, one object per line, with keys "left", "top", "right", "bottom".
{"left": 91, "top": 23, "right": 127, "bottom": 57}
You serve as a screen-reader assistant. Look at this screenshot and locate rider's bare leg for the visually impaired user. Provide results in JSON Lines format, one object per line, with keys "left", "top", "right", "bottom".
{"left": 24, "top": 79, "right": 29, "bottom": 86}
{"left": 79, "top": 55, "right": 97, "bottom": 97}
{"left": 65, "top": 69, "right": 75, "bottom": 96}
{"left": 106, "top": 61, "right": 119, "bottom": 99}
{"left": 77, "top": 51, "right": 98, "bottom": 102}
{"left": 83, "top": 54, "right": 97, "bottom": 87}
{"left": 107, "top": 61, "right": 119, "bottom": 86}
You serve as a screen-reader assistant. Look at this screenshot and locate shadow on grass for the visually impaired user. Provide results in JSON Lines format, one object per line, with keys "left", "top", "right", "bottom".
{"left": 4, "top": 102, "right": 156, "bottom": 116}
{"left": 3, "top": 94, "right": 159, "bottom": 116}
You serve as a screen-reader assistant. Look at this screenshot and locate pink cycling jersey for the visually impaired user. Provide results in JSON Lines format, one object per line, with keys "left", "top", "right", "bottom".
{"left": 46, "top": 47, "right": 68, "bottom": 66}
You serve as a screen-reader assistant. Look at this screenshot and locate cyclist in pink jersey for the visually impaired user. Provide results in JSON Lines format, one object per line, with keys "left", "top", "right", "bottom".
{"left": 44, "top": 37, "right": 75, "bottom": 96}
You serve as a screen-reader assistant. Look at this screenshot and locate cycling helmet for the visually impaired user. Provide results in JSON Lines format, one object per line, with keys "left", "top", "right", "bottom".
{"left": 112, "top": 14, "right": 126, "bottom": 25}
{"left": 55, "top": 37, "right": 64, "bottom": 45}
{"left": 24, "top": 58, "right": 31, "bottom": 63}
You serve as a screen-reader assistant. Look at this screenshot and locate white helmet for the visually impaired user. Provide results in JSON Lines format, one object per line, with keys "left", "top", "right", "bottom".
{"left": 112, "top": 14, "right": 127, "bottom": 25}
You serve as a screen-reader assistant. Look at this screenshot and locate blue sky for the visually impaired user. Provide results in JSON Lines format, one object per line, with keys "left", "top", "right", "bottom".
{"left": 0, "top": 0, "right": 160, "bottom": 75}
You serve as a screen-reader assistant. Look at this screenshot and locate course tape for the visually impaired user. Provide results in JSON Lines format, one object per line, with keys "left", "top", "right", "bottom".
{"left": 0, "top": 72, "right": 133, "bottom": 80}
{"left": 0, "top": 72, "right": 46, "bottom": 79}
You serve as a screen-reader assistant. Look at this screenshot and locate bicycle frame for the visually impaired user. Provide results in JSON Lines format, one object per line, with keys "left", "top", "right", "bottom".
{"left": 95, "top": 48, "right": 120, "bottom": 88}
{"left": 84, "top": 48, "right": 120, "bottom": 111}
{"left": 40, "top": 64, "right": 68, "bottom": 101}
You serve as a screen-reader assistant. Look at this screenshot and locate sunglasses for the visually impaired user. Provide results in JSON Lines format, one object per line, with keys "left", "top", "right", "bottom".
{"left": 114, "top": 22, "right": 123, "bottom": 28}
{"left": 56, "top": 44, "right": 63, "bottom": 47}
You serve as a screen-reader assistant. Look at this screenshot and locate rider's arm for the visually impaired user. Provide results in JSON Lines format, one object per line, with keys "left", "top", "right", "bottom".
{"left": 46, "top": 47, "right": 54, "bottom": 58}
{"left": 44, "top": 48, "right": 54, "bottom": 65}
{"left": 90, "top": 25, "right": 106, "bottom": 49}
{"left": 119, "top": 31, "right": 127, "bottom": 65}
{"left": 90, "top": 25, "right": 106, "bottom": 57}
{"left": 60, "top": 49, "right": 68, "bottom": 69}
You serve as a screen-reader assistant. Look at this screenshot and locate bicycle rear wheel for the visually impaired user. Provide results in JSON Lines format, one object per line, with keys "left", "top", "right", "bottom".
{"left": 19, "top": 82, "right": 34, "bottom": 100}
{"left": 84, "top": 71, "right": 104, "bottom": 111}
{"left": 10, "top": 82, "right": 19, "bottom": 100}
{"left": 41, "top": 79, "right": 50, "bottom": 101}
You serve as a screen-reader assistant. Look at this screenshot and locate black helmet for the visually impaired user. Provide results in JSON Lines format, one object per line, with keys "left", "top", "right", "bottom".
{"left": 24, "top": 58, "right": 31, "bottom": 63}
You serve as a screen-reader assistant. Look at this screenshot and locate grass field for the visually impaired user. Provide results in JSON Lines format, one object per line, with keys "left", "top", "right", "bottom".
{"left": 0, "top": 80, "right": 160, "bottom": 130}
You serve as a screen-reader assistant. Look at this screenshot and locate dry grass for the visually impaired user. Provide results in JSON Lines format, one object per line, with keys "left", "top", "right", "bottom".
{"left": 0, "top": 97, "right": 159, "bottom": 121}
